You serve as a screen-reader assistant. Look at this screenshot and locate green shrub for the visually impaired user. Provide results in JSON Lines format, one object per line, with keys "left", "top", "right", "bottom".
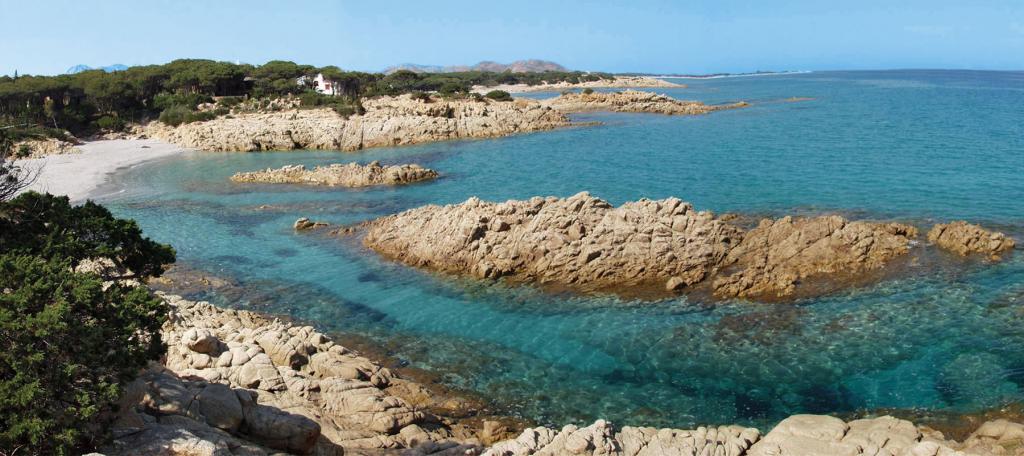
{"left": 0, "top": 192, "right": 174, "bottom": 455}
{"left": 158, "top": 105, "right": 189, "bottom": 126}
{"left": 484, "top": 90, "right": 513, "bottom": 101}
{"left": 216, "top": 96, "right": 244, "bottom": 108}
{"left": 152, "top": 93, "right": 212, "bottom": 111}
{"left": 299, "top": 91, "right": 323, "bottom": 107}
{"left": 212, "top": 107, "right": 230, "bottom": 117}
{"left": 158, "top": 106, "right": 215, "bottom": 126}
{"left": 437, "top": 81, "right": 467, "bottom": 95}
{"left": 96, "top": 115, "right": 122, "bottom": 131}
{"left": 16, "top": 143, "right": 33, "bottom": 158}
{"left": 409, "top": 91, "right": 432, "bottom": 102}
{"left": 0, "top": 255, "right": 168, "bottom": 455}
{"left": 582, "top": 88, "right": 595, "bottom": 95}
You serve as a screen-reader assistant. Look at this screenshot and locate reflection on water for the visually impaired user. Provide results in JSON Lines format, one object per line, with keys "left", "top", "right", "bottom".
{"left": 103, "top": 70, "right": 1024, "bottom": 430}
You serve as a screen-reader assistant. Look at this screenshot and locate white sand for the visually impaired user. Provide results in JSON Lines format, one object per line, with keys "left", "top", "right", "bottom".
{"left": 18, "top": 139, "right": 189, "bottom": 203}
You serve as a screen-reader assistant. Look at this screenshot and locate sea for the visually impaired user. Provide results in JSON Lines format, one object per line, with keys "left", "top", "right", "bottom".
{"left": 96, "top": 70, "right": 1024, "bottom": 430}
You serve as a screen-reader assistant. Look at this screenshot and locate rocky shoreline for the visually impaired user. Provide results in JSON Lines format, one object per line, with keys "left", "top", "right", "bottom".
{"left": 231, "top": 161, "right": 439, "bottom": 187}
{"left": 145, "top": 94, "right": 569, "bottom": 152}
{"left": 543, "top": 90, "right": 748, "bottom": 115}
{"left": 362, "top": 192, "right": 1014, "bottom": 301}
{"left": 97, "top": 291, "right": 1024, "bottom": 456}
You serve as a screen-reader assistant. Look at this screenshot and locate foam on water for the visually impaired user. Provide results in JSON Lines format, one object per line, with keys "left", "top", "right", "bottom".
{"left": 99, "top": 70, "right": 1024, "bottom": 430}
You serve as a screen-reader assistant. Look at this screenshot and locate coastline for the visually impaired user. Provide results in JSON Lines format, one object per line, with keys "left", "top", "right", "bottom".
{"left": 18, "top": 139, "right": 189, "bottom": 203}
{"left": 123, "top": 275, "right": 1024, "bottom": 455}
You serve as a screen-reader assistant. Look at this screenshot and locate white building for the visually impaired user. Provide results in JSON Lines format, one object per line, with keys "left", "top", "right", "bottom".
{"left": 297, "top": 73, "right": 339, "bottom": 96}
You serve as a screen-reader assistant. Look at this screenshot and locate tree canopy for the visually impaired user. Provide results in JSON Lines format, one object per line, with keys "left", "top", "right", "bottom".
{"left": 0, "top": 59, "right": 611, "bottom": 137}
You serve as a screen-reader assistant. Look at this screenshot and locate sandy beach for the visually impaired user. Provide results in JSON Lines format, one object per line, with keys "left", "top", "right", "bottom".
{"left": 18, "top": 139, "right": 189, "bottom": 203}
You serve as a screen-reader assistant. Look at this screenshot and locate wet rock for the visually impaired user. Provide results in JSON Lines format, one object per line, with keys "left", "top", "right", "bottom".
{"left": 231, "top": 161, "right": 439, "bottom": 187}
{"left": 928, "top": 221, "right": 1015, "bottom": 259}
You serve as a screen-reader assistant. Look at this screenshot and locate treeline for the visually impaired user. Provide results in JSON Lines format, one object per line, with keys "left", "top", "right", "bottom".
{"left": 0, "top": 59, "right": 611, "bottom": 137}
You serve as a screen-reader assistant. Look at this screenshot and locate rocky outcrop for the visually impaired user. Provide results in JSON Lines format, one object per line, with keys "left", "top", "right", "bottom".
{"left": 12, "top": 138, "right": 80, "bottom": 158}
{"left": 102, "top": 294, "right": 483, "bottom": 455}
{"left": 146, "top": 94, "right": 570, "bottom": 152}
{"left": 362, "top": 193, "right": 928, "bottom": 300}
{"left": 486, "top": 415, "right": 1024, "bottom": 456}
{"left": 231, "top": 161, "right": 439, "bottom": 187}
{"left": 363, "top": 192, "right": 745, "bottom": 293}
{"left": 928, "top": 221, "right": 1015, "bottom": 259}
{"left": 712, "top": 216, "right": 918, "bottom": 300}
{"left": 474, "top": 77, "right": 686, "bottom": 94}
{"left": 543, "top": 90, "right": 747, "bottom": 115}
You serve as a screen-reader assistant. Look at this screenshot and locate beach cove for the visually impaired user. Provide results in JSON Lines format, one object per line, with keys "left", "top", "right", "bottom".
{"left": 83, "top": 70, "right": 1024, "bottom": 435}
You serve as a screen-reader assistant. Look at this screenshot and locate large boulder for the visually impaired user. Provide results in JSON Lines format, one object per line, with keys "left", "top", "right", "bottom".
{"left": 928, "top": 221, "right": 1015, "bottom": 259}
{"left": 364, "top": 192, "right": 744, "bottom": 294}
{"left": 231, "top": 161, "right": 439, "bottom": 187}
{"left": 713, "top": 216, "right": 918, "bottom": 300}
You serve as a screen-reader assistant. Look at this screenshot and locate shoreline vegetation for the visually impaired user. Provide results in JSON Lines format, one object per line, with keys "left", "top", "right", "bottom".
{"left": 0, "top": 58, "right": 663, "bottom": 147}
{"left": 1, "top": 59, "right": 745, "bottom": 160}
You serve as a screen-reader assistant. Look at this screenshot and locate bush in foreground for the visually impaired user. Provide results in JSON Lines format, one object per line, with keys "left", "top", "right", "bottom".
{"left": 0, "top": 255, "right": 168, "bottom": 454}
{"left": 0, "top": 192, "right": 175, "bottom": 455}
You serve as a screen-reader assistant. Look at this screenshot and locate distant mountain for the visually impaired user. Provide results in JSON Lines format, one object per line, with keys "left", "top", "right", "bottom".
{"left": 384, "top": 60, "right": 567, "bottom": 74}
{"left": 65, "top": 64, "right": 129, "bottom": 74}
{"left": 66, "top": 64, "right": 92, "bottom": 74}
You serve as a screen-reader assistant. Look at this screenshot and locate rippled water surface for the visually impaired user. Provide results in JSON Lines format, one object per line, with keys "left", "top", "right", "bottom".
{"left": 99, "top": 70, "right": 1024, "bottom": 429}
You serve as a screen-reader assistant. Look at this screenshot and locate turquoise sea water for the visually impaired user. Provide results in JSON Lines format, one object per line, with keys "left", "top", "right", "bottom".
{"left": 98, "top": 70, "right": 1024, "bottom": 429}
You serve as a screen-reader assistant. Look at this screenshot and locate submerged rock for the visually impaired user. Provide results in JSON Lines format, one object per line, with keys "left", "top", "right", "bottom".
{"left": 928, "top": 221, "right": 1015, "bottom": 259}
{"left": 294, "top": 217, "right": 329, "bottom": 231}
{"left": 712, "top": 216, "right": 918, "bottom": 300}
{"left": 146, "top": 94, "right": 570, "bottom": 152}
{"left": 231, "top": 161, "right": 439, "bottom": 187}
{"left": 544, "top": 89, "right": 748, "bottom": 115}
{"left": 363, "top": 192, "right": 744, "bottom": 293}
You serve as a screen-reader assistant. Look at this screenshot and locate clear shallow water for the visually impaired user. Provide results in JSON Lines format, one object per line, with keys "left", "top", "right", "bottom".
{"left": 99, "top": 70, "right": 1024, "bottom": 429}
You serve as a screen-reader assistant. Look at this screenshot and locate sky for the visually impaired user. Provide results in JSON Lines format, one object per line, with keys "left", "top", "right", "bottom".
{"left": 1, "top": 0, "right": 1023, "bottom": 76}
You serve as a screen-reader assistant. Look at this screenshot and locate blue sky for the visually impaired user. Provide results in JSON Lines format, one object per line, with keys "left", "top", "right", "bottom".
{"left": 2, "top": 0, "right": 1022, "bottom": 75}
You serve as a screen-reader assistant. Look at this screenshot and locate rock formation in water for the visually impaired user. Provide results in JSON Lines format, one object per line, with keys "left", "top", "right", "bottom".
{"left": 712, "top": 216, "right": 919, "bottom": 300}
{"left": 145, "top": 94, "right": 570, "bottom": 152}
{"left": 363, "top": 192, "right": 745, "bottom": 293}
{"left": 474, "top": 76, "right": 686, "bottom": 94}
{"left": 231, "top": 161, "right": 438, "bottom": 187}
{"left": 485, "top": 415, "right": 1024, "bottom": 456}
{"left": 101, "top": 294, "right": 482, "bottom": 455}
{"left": 294, "top": 217, "right": 330, "bottom": 231}
{"left": 363, "top": 193, "right": 928, "bottom": 300}
{"left": 543, "top": 90, "right": 748, "bottom": 115}
{"left": 928, "top": 221, "right": 1015, "bottom": 259}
